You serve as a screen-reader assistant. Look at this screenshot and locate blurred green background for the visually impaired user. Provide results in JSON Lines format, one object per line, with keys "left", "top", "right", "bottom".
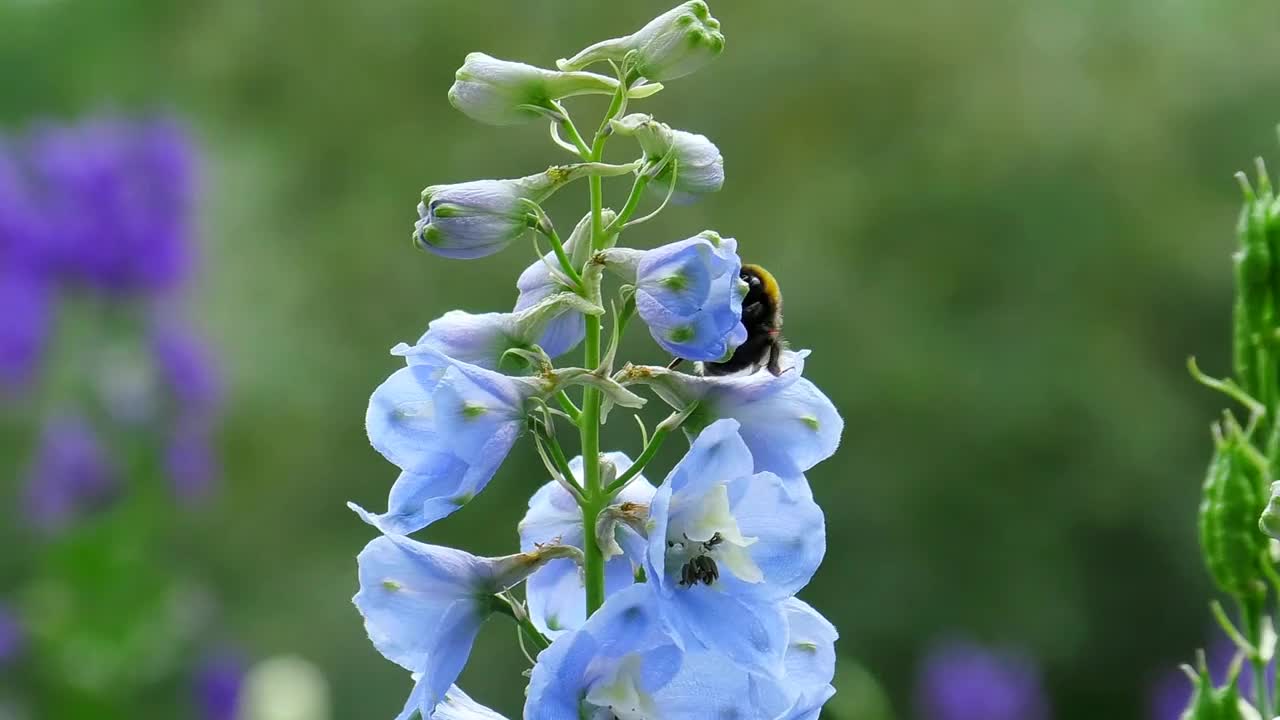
{"left": 4, "top": 0, "right": 1280, "bottom": 718}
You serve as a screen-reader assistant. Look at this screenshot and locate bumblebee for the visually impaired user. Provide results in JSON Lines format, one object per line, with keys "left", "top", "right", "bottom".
{"left": 670, "top": 264, "right": 785, "bottom": 376}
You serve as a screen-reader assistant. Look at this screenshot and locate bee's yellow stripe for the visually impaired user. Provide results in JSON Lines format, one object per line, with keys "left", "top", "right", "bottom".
{"left": 742, "top": 263, "right": 781, "bottom": 304}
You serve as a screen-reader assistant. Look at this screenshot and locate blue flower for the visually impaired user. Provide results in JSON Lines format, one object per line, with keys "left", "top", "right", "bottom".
{"left": 358, "top": 344, "right": 544, "bottom": 534}
{"left": 414, "top": 293, "right": 600, "bottom": 372}
{"left": 519, "top": 452, "right": 655, "bottom": 638}
{"left": 621, "top": 349, "right": 841, "bottom": 491}
{"left": 644, "top": 419, "right": 826, "bottom": 673}
{"left": 628, "top": 232, "right": 747, "bottom": 362}
{"left": 526, "top": 584, "right": 802, "bottom": 719}
{"left": 780, "top": 598, "right": 839, "bottom": 719}
{"left": 355, "top": 534, "right": 576, "bottom": 719}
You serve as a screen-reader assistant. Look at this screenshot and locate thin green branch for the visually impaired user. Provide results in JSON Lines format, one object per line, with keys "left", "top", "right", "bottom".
{"left": 556, "top": 390, "right": 582, "bottom": 423}
{"left": 537, "top": 223, "right": 585, "bottom": 291}
{"left": 493, "top": 593, "right": 550, "bottom": 653}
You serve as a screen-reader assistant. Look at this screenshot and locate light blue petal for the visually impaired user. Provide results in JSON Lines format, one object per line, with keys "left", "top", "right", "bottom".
{"left": 636, "top": 240, "right": 714, "bottom": 316}
{"left": 415, "top": 310, "right": 515, "bottom": 370}
{"left": 525, "top": 558, "right": 583, "bottom": 638}
{"left": 782, "top": 598, "right": 838, "bottom": 701}
{"left": 519, "top": 479, "right": 585, "bottom": 552}
{"left": 726, "top": 470, "right": 826, "bottom": 600}
{"left": 728, "top": 376, "right": 843, "bottom": 476}
{"left": 353, "top": 536, "right": 484, "bottom": 672}
{"left": 432, "top": 368, "right": 525, "bottom": 465}
{"left": 636, "top": 294, "right": 741, "bottom": 360}
{"left": 366, "top": 365, "right": 452, "bottom": 474}
{"left": 634, "top": 235, "right": 745, "bottom": 361}
{"left": 661, "top": 588, "right": 787, "bottom": 677}
{"left": 348, "top": 462, "right": 471, "bottom": 536}
{"left": 650, "top": 652, "right": 791, "bottom": 720}
{"left": 662, "top": 418, "right": 751, "bottom": 497}
{"left": 390, "top": 601, "right": 488, "bottom": 719}
{"left": 526, "top": 554, "right": 637, "bottom": 640}
{"left": 779, "top": 684, "right": 837, "bottom": 720}
{"left": 433, "top": 685, "right": 509, "bottom": 720}
{"left": 515, "top": 253, "right": 584, "bottom": 358}
{"left": 524, "top": 622, "right": 600, "bottom": 720}
{"left": 779, "top": 472, "right": 815, "bottom": 502}
{"left": 416, "top": 600, "right": 487, "bottom": 719}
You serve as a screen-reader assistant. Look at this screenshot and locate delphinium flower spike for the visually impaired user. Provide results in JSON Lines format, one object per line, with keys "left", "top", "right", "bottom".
{"left": 350, "top": 5, "right": 845, "bottom": 716}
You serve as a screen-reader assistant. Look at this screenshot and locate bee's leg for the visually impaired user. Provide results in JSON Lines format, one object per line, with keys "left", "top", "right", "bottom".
{"left": 666, "top": 357, "right": 685, "bottom": 371}
{"left": 767, "top": 340, "right": 785, "bottom": 376}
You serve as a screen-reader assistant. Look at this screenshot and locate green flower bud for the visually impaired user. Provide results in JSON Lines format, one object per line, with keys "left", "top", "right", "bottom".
{"left": 1179, "top": 656, "right": 1260, "bottom": 720}
{"left": 1199, "top": 417, "right": 1268, "bottom": 600}
{"left": 1232, "top": 180, "right": 1274, "bottom": 396}
{"left": 449, "top": 52, "right": 621, "bottom": 126}
{"left": 557, "top": 2, "right": 724, "bottom": 82}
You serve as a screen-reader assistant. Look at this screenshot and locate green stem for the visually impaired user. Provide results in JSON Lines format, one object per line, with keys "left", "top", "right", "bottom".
{"left": 1241, "top": 596, "right": 1272, "bottom": 717}
{"left": 578, "top": 79, "right": 630, "bottom": 618}
{"left": 580, "top": 313, "right": 606, "bottom": 615}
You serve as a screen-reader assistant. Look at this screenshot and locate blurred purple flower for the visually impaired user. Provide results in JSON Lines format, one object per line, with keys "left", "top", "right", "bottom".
{"left": 195, "top": 652, "right": 244, "bottom": 720}
{"left": 0, "top": 139, "right": 55, "bottom": 390}
{"left": 28, "top": 117, "right": 197, "bottom": 295}
{"left": 0, "top": 603, "right": 23, "bottom": 665}
{"left": 150, "top": 320, "right": 222, "bottom": 419}
{"left": 1148, "top": 635, "right": 1275, "bottom": 720}
{"left": 24, "top": 415, "right": 118, "bottom": 531}
{"left": 916, "top": 641, "right": 1051, "bottom": 720}
{"left": 0, "top": 268, "right": 53, "bottom": 390}
{"left": 167, "top": 417, "right": 220, "bottom": 503}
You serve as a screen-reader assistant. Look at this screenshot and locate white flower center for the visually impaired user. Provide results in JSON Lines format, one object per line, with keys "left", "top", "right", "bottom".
{"left": 585, "top": 654, "right": 657, "bottom": 720}
{"left": 666, "top": 484, "right": 762, "bottom": 585}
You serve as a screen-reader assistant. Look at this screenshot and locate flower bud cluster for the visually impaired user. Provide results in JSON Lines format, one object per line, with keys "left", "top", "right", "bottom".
{"left": 1183, "top": 150, "right": 1280, "bottom": 718}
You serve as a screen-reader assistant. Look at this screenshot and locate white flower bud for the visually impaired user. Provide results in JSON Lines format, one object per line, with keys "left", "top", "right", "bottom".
{"left": 415, "top": 163, "right": 637, "bottom": 259}
{"left": 449, "top": 52, "right": 621, "bottom": 126}
{"left": 612, "top": 113, "right": 724, "bottom": 201}
{"left": 557, "top": 2, "right": 724, "bottom": 82}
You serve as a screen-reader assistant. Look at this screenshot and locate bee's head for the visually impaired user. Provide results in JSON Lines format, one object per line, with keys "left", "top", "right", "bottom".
{"left": 739, "top": 263, "right": 781, "bottom": 306}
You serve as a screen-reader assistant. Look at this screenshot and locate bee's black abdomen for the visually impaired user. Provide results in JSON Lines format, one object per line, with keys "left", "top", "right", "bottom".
{"left": 704, "top": 331, "right": 777, "bottom": 376}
